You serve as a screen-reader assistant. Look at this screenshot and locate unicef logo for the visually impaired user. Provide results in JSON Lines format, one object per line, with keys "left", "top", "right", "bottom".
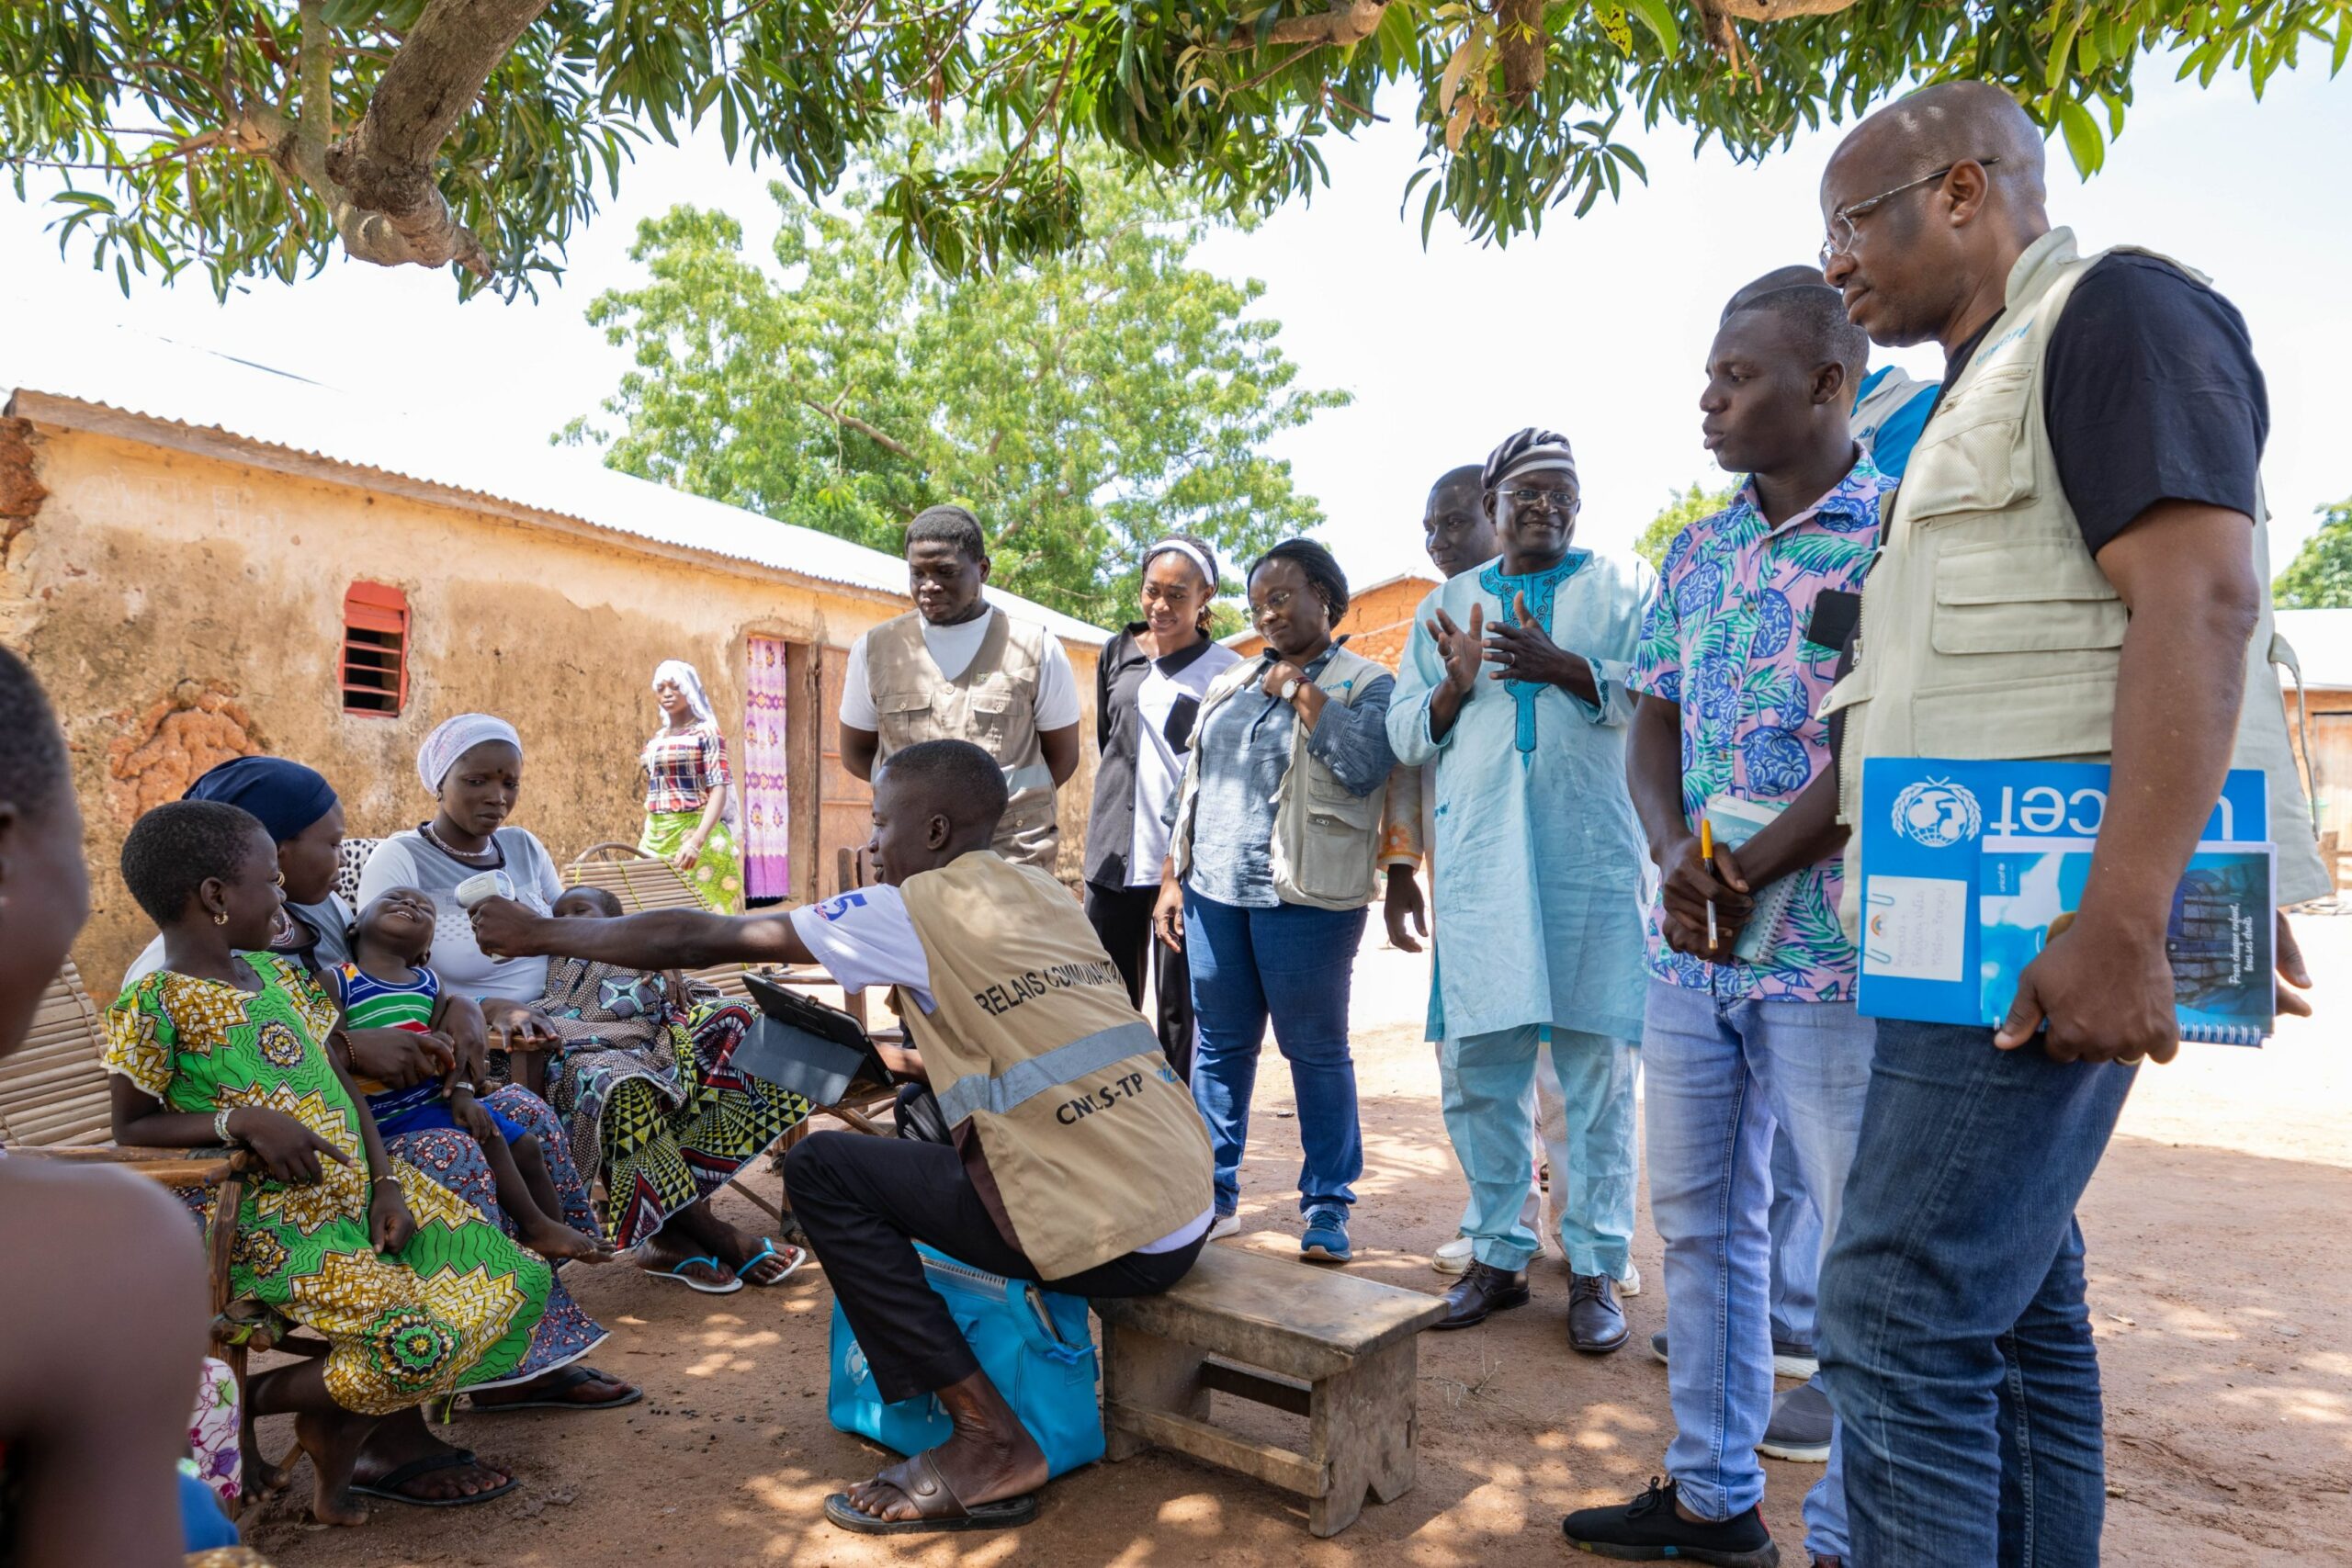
{"left": 1890, "top": 778, "right": 1982, "bottom": 849}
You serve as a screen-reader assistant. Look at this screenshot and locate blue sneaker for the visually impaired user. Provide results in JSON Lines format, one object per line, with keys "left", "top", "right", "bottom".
{"left": 1300, "top": 1205, "right": 1351, "bottom": 1264}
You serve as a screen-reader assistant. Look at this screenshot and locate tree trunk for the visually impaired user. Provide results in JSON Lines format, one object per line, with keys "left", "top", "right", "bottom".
{"left": 318, "top": 0, "right": 555, "bottom": 277}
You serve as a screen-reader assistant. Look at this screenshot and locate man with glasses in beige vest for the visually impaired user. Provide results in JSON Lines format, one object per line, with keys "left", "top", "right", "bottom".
{"left": 1798, "top": 82, "right": 2322, "bottom": 1568}
{"left": 841, "top": 504, "right": 1085, "bottom": 872}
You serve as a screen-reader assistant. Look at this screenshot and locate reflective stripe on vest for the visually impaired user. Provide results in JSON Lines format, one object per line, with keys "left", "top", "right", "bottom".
{"left": 932, "top": 1021, "right": 1160, "bottom": 1125}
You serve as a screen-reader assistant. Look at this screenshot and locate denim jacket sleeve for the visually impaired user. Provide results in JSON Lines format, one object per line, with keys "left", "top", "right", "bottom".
{"left": 1304, "top": 671, "right": 1396, "bottom": 796}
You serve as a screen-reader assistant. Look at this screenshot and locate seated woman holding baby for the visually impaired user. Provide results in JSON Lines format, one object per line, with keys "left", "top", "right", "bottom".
{"left": 104, "top": 799, "right": 559, "bottom": 1527}
{"left": 359, "top": 714, "right": 809, "bottom": 1292}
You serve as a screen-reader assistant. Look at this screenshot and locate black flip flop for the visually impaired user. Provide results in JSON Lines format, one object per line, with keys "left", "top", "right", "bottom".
{"left": 348, "top": 1448, "right": 519, "bottom": 1508}
{"left": 821, "top": 1451, "right": 1038, "bottom": 1535}
{"left": 463, "top": 1364, "right": 643, "bottom": 1413}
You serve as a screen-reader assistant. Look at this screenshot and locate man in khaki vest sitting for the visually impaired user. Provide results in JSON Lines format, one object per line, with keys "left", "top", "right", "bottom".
{"left": 469, "top": 739, "right": 1213, "bottom": 1536}
{"left": 1806, "top": 83, "right": 2322, "bottom": 1568}
{"left": 841, "top": 504, "right": 1084, "bottom": 871}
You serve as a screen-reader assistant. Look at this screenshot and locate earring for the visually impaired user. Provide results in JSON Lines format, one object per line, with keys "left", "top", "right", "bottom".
{"left": 212, "top": 909, "right": 229, "bottom": 927}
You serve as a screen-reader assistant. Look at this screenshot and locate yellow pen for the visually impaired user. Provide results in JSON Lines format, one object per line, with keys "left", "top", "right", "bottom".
{"left": 1700, "top": 818, "right": 1719, "bottom": 956}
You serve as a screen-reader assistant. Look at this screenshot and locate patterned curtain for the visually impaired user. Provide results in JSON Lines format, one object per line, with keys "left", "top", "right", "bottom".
{"left": 743, "top": 637, "right": 792, "bottom": 900}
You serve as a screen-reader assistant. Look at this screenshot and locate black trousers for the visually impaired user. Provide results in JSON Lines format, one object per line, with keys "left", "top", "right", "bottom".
{"left": 786, "top": 1130, "right": 1205, "bottom": 1404}
{"left": 1083, "top": 881, "right": 1195, "bottom": 1080}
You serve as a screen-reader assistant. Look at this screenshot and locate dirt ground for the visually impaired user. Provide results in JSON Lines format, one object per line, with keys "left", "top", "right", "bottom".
{"left": 245, "top": 917, "right": 2352, "bottom": 1567}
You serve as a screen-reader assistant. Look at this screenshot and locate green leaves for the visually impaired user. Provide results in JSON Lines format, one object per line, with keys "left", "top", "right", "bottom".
{"left": 579, "top": 132, "right": 1346, "bottom": 626}
{"left": 1, "top": 2, "right": 2345, "bottom": 296}
{"left": 2273, "top": 495, "right": 2352, "bottom": 609}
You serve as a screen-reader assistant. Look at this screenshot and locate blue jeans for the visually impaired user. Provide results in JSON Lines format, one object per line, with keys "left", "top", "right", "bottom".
{"left": 1442, "top": 1025, "right": 1637, "bottom": 1278}
{"left": 1642, "top": 979, "right": 1874, "bottom": 1552}
{"left": 1769, "top": 1127, "right": 1821, "bottom": 1351}
{"left": 1184, "top": 890, "right": 1366, "bottom": 1214}
{"left": 1819, "top": 1020, "right": 2132, "bottom": 1568}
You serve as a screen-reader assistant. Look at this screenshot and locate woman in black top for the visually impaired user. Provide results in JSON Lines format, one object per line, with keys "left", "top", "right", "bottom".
{"left": 1082, "top": 536, "right": 1239, "bottom": 1077}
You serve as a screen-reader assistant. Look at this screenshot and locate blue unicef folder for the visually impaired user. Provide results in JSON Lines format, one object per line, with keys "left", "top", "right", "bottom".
{"left": 1856, "top": 759, "right": 2270, "bottom": 1028}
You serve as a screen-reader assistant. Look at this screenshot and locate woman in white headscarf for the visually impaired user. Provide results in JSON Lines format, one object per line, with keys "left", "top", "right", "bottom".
{"left": 639, "top": 660, "right": 742, "bottom": 913}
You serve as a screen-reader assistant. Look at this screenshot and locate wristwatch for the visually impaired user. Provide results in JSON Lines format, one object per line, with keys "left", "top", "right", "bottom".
{"left": 1280, "top": 677, "right": 1303, "bottom": 703}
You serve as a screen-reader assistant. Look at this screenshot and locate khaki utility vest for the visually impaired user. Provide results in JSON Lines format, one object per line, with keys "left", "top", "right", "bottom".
{"left": 1825, "top": 228, "right": 2328, "bottom": 931}
{"left": 895, "top": 852, "right": 1213, "bottom": 1279}
{"left": 865, "top": 609, "right": 1060, "bottom": 871}
{"left": 1168, "top": 644, "right": 1393, "bottom": 911}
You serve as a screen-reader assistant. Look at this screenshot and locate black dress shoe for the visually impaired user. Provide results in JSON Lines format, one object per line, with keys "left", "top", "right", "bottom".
{"left": 1568, "top": 1271, "right": 1629, "bottom": 1354}
{"left": 1431, "top": 1259, "right": 1530, "bottom": 1330}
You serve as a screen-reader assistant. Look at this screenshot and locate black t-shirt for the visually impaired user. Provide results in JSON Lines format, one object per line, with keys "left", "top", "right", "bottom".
{"left": 1939, "top": 251, "right": 2268, "bottom": 554}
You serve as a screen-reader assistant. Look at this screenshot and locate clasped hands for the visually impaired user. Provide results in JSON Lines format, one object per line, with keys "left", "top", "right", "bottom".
{"left": 1429, "top": 592, "right": 1582, "bottom": 695}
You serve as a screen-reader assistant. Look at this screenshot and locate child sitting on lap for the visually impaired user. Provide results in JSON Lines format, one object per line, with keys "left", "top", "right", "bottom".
{"left": 334, "top": 887, "right": 608, "bottom": 1264}
{"left": 106, "top": 801, "right": 557, "bottom": 1527}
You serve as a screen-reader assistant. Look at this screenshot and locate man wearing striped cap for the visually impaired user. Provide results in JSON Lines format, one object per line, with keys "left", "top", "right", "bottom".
{"left": 1386, "top": 427, "right": 1657, "bottom": 1352}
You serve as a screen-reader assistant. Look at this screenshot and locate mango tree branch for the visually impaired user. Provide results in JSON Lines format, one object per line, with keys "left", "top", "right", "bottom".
{"left": 316, "top": 0, "right": 556, "bottom": 279}
{"left": 799, "top": 396, "right": 920, "bottom": 463}
{"left": 1259, "top": 0, "right": 1390, "bottom": 50}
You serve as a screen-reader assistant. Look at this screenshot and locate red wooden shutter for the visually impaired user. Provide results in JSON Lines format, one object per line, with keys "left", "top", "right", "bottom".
{"left": 341, "top": 581, "right": 408, "bottom": 716}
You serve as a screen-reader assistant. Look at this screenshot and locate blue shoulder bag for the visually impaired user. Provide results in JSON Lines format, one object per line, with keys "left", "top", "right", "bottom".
{"left": 826, "top": 1244, "right": 1105, "bottom": 1478}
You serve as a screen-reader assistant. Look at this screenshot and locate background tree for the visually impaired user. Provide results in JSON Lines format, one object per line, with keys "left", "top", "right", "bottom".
{"left": 5, "top": 3, "right": 2342, "bottom": 297}
{"left": 1636, "top": 478, "right": 1735, "bottom": 566}
{"left": 569, "top": 140, "right": 1342, "bottom": 625}
{"left": 2273, "top": 495, "right": 2352, "bottom": 608}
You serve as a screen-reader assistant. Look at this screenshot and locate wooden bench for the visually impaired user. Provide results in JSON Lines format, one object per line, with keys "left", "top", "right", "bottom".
{"left": 1093, "top": 1245, "right": 1449, "bottom": 1537}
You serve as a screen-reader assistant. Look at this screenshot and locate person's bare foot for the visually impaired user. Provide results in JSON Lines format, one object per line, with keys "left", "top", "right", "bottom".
{"left": 840, "top": 1370, "right": 1047, "bottom": 1522}
{"left": 468, "top": 1365, "right": 639, "bottom": 1410}
{"left": 351, "top": 1413, "right": 513, "bottom": 1502}
{"left": 518, "top": 1213, "right": 616, "bottom": 1264}
{"left": 292, "top": 1409, "right": 380, "bottom": 1527}
{"left": 629, "top": 1229, "right": 735, "bottom": 1289}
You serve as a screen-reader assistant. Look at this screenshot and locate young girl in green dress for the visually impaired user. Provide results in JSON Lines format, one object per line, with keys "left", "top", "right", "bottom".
{"left": 106, "top": 801, "right": 555, "bottom": 1527}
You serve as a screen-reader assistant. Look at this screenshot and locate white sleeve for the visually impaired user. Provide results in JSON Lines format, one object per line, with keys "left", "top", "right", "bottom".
{"left": 838, "top": 635, "right": 878, "bottom": 730}
{"left": 516, "top": 830, "right": 564, "bottom": 908}
{"left": 1034, "top": 637, "right": 1081, "bottom": 730}
{"left": 786, "top": 884, "right": 934, "bottom": 1009}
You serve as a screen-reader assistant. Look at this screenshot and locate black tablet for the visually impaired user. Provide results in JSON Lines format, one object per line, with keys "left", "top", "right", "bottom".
{"left": 733, "top": 971, "right": 895, "bottom": 1108}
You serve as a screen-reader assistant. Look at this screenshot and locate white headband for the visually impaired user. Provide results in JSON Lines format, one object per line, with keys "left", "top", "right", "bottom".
{"left": 1143, "top": 538, "right": 1218, "bottom": 588}
{"left": 417, "top": 714, "right": 521, "bottom": 795}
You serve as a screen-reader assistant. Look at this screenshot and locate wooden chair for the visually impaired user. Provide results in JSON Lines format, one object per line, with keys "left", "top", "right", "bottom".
{"left": 1, "top": 964, "right": 287, "bottom": 1513}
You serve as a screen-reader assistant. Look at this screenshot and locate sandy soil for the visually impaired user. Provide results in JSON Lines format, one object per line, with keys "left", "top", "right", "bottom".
{"left": 244, "top": 918, "right": 2352, "bottom": 1567}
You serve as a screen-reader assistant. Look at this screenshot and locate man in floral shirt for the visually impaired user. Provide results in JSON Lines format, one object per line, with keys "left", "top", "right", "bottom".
{"left": 1566, "top": 283, "right": 1884, "bottom": 1568}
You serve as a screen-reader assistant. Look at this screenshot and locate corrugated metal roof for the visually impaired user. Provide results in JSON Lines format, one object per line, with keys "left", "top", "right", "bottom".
{"left": 1, "top": 324, "right": 1109, "bottom": 646}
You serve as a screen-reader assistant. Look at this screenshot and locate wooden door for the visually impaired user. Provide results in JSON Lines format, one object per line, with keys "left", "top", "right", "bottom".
{"left": 818, "top": 645, "right": 875, "bottom": 897}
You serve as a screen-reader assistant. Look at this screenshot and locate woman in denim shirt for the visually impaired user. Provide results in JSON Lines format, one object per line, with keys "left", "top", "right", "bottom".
{"left": 1156, "top": 541, "right": 1396, "bottom": 1263}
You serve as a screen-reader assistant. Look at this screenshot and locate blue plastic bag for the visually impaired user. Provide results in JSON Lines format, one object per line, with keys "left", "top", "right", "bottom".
{"left": 827, "top": 1245, "right": 1105, "bottom": 1478}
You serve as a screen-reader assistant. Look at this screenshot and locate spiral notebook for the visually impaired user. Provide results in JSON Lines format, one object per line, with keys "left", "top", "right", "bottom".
{"left": 1700, "top": 795, "right": 1804, "bottom": 965}
{"left": 1977, "top": 839, "right": 2276, "bottom": 1046}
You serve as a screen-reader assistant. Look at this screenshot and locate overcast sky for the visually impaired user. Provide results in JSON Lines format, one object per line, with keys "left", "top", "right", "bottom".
{"left": 2, "top": 50, "right": 2344, "bottom": 601}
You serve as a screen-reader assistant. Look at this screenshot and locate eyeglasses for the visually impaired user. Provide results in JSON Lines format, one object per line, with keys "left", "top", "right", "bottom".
{"left": 1495, "top": 487, "right": 1579, "bottom": 512}
{"left": 1818, "top": 157, "right": 2000, "bottom": 268}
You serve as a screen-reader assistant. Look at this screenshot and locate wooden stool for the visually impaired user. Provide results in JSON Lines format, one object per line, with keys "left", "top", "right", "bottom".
{"left": 1094, "top": 1245, "right": 1448, "bottom": 1537}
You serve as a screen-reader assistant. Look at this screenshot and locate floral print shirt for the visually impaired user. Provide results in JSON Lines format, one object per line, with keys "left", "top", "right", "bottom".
{"left": 1629, "top": 453, "right": 1889, "bottom": 1001}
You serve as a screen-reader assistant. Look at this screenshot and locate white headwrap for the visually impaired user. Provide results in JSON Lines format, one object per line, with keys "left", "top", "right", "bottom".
{"left": 1142, "top": 537, "right": 1219, "bottom": 590}
{"left": 1482, "top": 427, "right": 1580, "bottom": 493}
{"left": 417, "top": 714, "right": 522, "bottom": 795}
{"left": 652, "top": 660, "right": 717, "bottom": 725}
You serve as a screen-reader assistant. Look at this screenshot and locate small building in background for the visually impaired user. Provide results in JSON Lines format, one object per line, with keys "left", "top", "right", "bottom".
{"left": 2274, "top": 608, "right": 2352, "bottom": 890}
{"left": 1225, "top": 570, "right": 1439, "bottom": 672}
{"left": 2, "top": 329, "right": 1106, "bottom": 993}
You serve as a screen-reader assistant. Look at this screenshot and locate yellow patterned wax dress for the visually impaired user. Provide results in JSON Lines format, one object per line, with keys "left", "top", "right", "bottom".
{"left": 104, "top": 956, "right": 550, "bottom": 1416}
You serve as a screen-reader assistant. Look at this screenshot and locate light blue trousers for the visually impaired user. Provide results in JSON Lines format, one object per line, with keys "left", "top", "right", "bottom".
{"left": 1644, "top": 978, "right": 1873, "bottom": 1556}
{"left": 1439, "top": 1023, "right": 1638, "bottom": 1277}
